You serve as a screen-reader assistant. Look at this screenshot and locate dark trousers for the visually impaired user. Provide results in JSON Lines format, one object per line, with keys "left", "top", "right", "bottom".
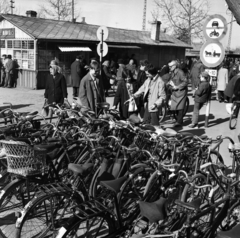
{"left": 143, "top": 104, "right": 159, "bottom": 126}
{"left": 73, "top": 87, "right": 79, "bottom": 97}
{"left": 4, "top": 72, "right": 12, "bottom": 87}
{"left": 192, "top": 102, "right": 204, "bottom": 125}
{"left": 0, "top": 71, "right": 4, "bottom": 86}
{"left": 218, "top": 91, "right": 227, "bottom": 101}
{"left": 175, "top": 109, "right": 184, "bottom": 124}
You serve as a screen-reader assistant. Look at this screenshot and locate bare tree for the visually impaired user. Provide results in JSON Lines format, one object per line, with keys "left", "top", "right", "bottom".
{"left": 0, "top": 0, "right": 11, "bottom": 14}
{"left": 152, "top": 0, "right": 209, "bottom": 44}
{"left": 38, "top": 0, "right": 80, "bottom": 21}
{"left": 225, "top": 0, "right": 240, "bottom": 25}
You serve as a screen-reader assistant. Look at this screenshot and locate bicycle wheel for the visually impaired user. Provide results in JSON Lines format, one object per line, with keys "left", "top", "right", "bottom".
{"left": 16, "top": 188, "right": 84, "bottom": 238}
{"left": 229, "top": 102, "right": 239, "bottom": 130}
{"left": 0, "top": 178, "right": 33, "bottom": 238}
{"left": 118, "top": 167, "right": 154, "bottom": 221}
{"left": 159, "top": 103, "right": 166, "bottom": 123}
{"left": 55, "top": 214, "right": 115, "bottom": 238}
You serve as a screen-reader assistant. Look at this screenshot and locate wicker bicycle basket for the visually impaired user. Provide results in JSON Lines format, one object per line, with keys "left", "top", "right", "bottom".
{"left": 0, "top": 140, "right": 47, "bottom": 177}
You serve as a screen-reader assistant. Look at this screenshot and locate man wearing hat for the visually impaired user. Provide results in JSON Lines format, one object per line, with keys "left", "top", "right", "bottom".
{"left": 188, "top": 71, "right": 211, "bottom": 128}
{"left": 71, "top": 55, "right": 84, "bottom": 97}
{"left": 168, "top": 60, "right": 188, "bottom": 127}
{"left": 44, "top": 60, "right": 68, "bottom": 111}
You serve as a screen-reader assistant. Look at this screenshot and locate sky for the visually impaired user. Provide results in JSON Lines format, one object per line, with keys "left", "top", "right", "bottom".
{"left": 14, "top": 0, "right": 240, "bottom": 49}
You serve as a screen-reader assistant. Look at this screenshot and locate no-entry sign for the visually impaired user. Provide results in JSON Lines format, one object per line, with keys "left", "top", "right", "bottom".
{"left": 200, "top": 40, "right": 225, "bottom": 68}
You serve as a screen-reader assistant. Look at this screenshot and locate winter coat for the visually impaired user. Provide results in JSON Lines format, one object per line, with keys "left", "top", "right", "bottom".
{"left": 113, "top": 80, "right": 139, "bottom": 119}
{"left": 102, "top": 65, "right": 112, "bottom": 90}
{"left": 224, "top": 74, "right": 240, "bottom": 98}
{"left": 71, "top": 60, "right": 83, "bottom": 87}
{"left": 194, "top": 81, "right": 210, "bottom": 103}
{"left": 44, "top": 73, "right": 68, "bottom": 104}
{"left": 170, "top": 68, "right": 188, "bottom": 111}
{"left": 134, "top": 75, "right": 166, "bottom": 112}
{"left": 189, "top": 61, "right": 205, "bottom": 89}
{"left": 217, "top": 67, "right": 228, "bottom": 91}
{"left": 79, "top": 72, "right": 105, "bottom": 115}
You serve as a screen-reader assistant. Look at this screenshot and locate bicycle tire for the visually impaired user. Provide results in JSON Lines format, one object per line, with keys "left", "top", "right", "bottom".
{"left": 118, "top": 167, "right": 154, "bottom": 221}
{"left": 15, "top": 189, "right": 84, "bottom": 238}
{"left": 159, "top": 103, "right": 167, "bottom": 123}
{"left": 55, "top": 213, "right": 115, "bottom": 238}
{"left": 0, "top": 178, "right": 31, "bottom": 238}
{"left": 229, "top": 102, "right": 239, "bottom": 130}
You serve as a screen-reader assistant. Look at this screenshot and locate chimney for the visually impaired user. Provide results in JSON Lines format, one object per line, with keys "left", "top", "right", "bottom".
{"left": 81, "top": 17, "right": 86, "bottom": 24}
{"left": 151, "top": 21, "right": 161, "bottom": 41}
{"left": 26, "top": 10, "right": 37, "bottom": 17}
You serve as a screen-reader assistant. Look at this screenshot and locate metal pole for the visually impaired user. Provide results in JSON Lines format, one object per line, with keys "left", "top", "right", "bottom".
{"left": 100, "top": 29, "right": 103, "bottom": 76}
{"left": 205, "top": 76, "right": 213, "bottom": 128}
{"left": 72, "top": 0, "right": 74, "bottom": 22}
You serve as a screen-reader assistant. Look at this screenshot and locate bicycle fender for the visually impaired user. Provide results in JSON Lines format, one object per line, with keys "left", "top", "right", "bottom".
{"left": 0, "top": 178, "right": 23, "bottom": 200}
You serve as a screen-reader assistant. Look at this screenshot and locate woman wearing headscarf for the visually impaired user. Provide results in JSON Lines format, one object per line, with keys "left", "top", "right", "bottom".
{"left": 102, "top": 60, "right": 115, "bottom": 96}
{"left": 44, "top": 60, "right": 68, "bottom": 117}
{"left": 112, "top": 75, "right": 139, "bottom": 120}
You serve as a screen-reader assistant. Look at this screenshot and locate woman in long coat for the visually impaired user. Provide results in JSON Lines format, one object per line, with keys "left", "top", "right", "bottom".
{"left": 112, "top": 77, "right": 139, "bottom": 119}
{"left": 102, "top": 60, "right": 114, "bottom": 96}
{"left": 217, "top": 64, "right": 228, "bottom": 102}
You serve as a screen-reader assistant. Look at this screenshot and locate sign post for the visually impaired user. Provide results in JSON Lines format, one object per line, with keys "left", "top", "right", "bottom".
{"left": 96, "top": 26, "right": 109, "bottom": 75}
{"left": 201, "top": 14, "right": 228, "bottom": 128}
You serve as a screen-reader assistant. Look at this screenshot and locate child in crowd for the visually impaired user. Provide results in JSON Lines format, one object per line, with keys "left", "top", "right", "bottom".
{"left": 188, "top": 71, "right": 211, "bottom": 128}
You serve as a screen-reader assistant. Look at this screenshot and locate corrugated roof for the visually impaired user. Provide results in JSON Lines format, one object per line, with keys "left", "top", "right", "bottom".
{"left": 1, "top": 14, "right": 192, "bottom": 48}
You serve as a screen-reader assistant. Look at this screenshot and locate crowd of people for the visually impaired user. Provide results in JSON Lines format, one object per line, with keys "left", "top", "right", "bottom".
{"left": 42, "top": 54, "right": 240, "bottom": 129}
{"left": 0, "top": 54, "right": 20, "bottom": 88}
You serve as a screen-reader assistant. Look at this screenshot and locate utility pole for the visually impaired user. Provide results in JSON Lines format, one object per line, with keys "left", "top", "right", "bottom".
{"left": 10, "top": 0, "right": 15, "bottom": 14}
{"left": 142, "top": 0, "right": 147, "bottom": 30}
{"left": 72, "top": 0, "right": 75, "bottom": 22}
{"left": 227, "top": 12, "right": 234, "bottom": 51}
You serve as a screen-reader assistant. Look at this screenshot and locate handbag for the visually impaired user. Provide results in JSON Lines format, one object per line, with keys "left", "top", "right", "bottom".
{"left": 128, "top": 98, "right": 138, "bottom": 112}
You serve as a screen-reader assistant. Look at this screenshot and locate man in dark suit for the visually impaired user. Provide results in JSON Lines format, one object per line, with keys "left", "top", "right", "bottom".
{"left": 79, "top": 61, "right": 105, "bottom": 116}
{"left": 71, "top": 55, "right": 83, "bottom": 97}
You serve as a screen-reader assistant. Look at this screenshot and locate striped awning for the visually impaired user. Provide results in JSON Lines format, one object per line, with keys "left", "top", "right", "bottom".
{"left": 58, "top": 47, "right": 92, "bottom": 52}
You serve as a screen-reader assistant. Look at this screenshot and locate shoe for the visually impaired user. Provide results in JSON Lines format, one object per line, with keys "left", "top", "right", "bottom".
{"left": 224, "top": 99, "right": 228, "bottom": 103}
{"left": 219, "top": 100, "right": 223, "bottom": 103}
{"left": 188, "top": 124, "right": 198, "bottom": 128}
{"left": 7, "top": 86, "right": 12, "bottom": 88}
{"left": 173, "top": 122, "right": 182, "bottom": 127}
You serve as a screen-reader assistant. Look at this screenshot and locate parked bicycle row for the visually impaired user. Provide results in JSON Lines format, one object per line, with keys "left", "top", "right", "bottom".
{"left": 0, "top": 100, "right": 239, "bottom": 238}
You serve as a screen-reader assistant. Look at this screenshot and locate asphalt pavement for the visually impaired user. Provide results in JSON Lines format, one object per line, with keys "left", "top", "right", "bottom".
{"left": 0, "top": 86, "right": 237, "bottom": 166}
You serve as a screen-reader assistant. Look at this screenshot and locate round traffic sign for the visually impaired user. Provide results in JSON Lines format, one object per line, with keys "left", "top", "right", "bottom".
{"left": 203, "top": 14, "right": 228, "bottom": 41}
{"left": 97, "top": 42, "right": 108, "bottom": 57}
{"left": 96, "top": 26, "right": 109, "bottom": 41}
{"left": 200, "top": 40, "right": 225, "bottom": 68}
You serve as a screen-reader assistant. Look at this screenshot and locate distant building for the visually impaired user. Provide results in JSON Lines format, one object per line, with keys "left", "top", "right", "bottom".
{"left": 185, "top": 42, "right": 203, "bottom": 58}
{"left": 0, "top": 12, "right": 191, "bottom": 89}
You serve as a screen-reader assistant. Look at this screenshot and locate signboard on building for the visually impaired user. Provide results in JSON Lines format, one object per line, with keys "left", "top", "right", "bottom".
{"left": 200, "top": 40, "right": 225, "bottom": 68}
{"left": 0, "top": 28, "right": 15, "bottom": 39}
{"left": 203, "top": 14, "right": 228, "bottom": 41}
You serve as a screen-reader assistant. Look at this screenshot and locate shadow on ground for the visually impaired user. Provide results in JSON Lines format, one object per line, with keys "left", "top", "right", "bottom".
{"left": 0, "top": 104, "right": 33, "bottom": 110}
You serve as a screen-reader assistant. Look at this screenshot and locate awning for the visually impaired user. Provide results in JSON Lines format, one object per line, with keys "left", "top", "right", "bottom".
{"left": 108, "top": 45, "right": 141, "bottom": 49}
{"left": 58, "top": 47, "right": 92, "bottom": 52}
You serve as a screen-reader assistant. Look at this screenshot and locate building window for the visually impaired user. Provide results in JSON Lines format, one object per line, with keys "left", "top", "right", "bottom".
{"left": 7, "top": 40, "right": 13, "bottom": 48}
{"left": 0, "top": 40, "right": 5, "bottom": 48}
{"left": 14, "top": 40, "right": 21, "bottom": 48}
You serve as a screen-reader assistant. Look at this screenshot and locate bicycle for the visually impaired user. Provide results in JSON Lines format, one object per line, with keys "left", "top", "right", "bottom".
{"left": 229, "top": 100, "right": 240, "bottom": 130}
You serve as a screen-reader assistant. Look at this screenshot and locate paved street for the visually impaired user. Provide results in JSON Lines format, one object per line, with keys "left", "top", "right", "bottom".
{"left": 0, "top": 86, "right": 236, "bottom": 166}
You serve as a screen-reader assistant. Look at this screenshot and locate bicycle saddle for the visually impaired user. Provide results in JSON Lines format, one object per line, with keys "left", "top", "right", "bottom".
{"left": 175, "top": 198, "right": 202, "bottom": 212}
{"left": 228, "top": 143, "right": 240, "bottom": 151}
{"left": 161, "top": 128, "right": 178, "bottom": 137}
{"left": 68, "top": 163, "right": 93, "bottom": 176}
{"left": 97, "top": 102, "right": 110, "bottom": 110}
{"left": 139, "top": 197, "right": 167, "bottom": 223}
{"left": 34, "top": 143, "right": 62, "bottom": 155}
{"left": 217, "top": 224, "right": 240, "bottom": 238}
{"left": 100, "top": 175, "right": 128, "bottom": 194}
